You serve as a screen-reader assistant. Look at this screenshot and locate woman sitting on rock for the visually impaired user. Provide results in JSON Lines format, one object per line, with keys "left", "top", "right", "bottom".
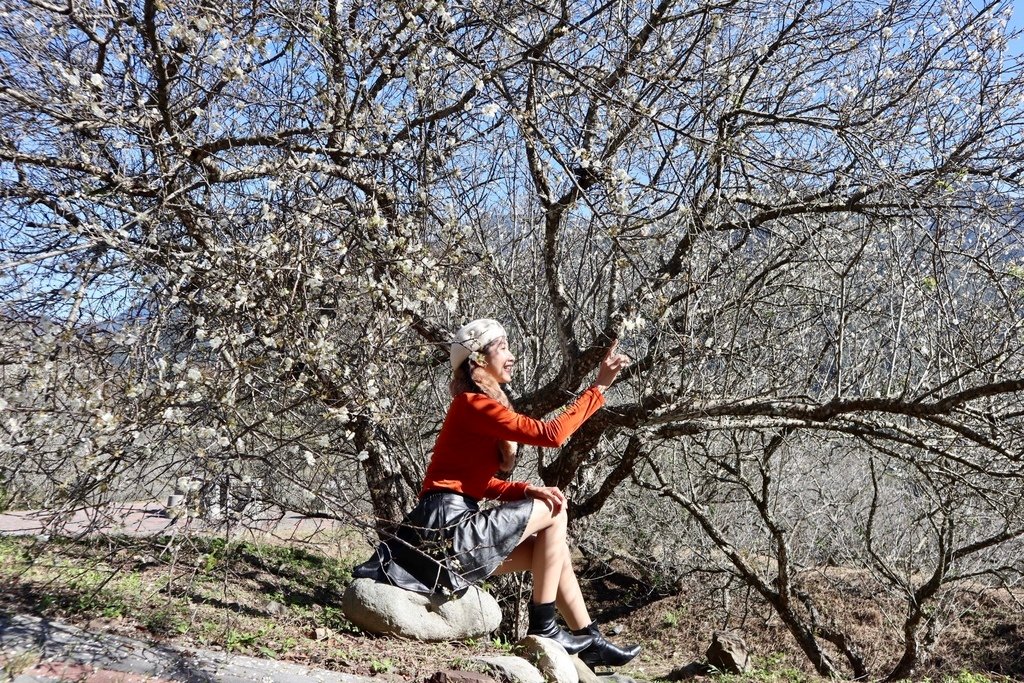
{"left": 354, "top": 318, "right": 640, "bottom": 668}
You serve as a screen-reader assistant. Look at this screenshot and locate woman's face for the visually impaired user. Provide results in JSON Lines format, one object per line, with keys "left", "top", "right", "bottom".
{"left": 480, "top": 336, "right": 516, "bottom": 384}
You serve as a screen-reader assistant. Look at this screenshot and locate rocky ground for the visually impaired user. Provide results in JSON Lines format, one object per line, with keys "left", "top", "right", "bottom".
{"left": 0, "top": 504, "right": 1021, "bottom": 683}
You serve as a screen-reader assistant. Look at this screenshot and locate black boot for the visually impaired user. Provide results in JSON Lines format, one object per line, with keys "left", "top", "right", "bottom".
{"left": 573, "top": 622, "right": 642, "bottom": 668}
{"left": 526, "top": 601, "right": 595, "bottom": 655}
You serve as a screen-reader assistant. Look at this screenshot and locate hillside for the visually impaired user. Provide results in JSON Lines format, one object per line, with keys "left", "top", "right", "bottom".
{"left": 0, "top": 530, "right": 1020, "bottom": 683}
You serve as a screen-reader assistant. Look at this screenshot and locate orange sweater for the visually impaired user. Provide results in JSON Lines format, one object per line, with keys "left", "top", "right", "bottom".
{"left": 420, "top": 386, "right": 606, "bottom": 501}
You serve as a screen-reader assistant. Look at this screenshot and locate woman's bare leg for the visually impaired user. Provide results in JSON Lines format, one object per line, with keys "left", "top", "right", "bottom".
{"left": 494, "top": 502, "right": 640, "bottom": 665}
{"left": 493, "top": 500, "right": 592, "bottom": 628}
{"left": 556, "top": 552, "right": 591, "bottom": 630}
{"left": 531, "top": 501, "right": 566, "bottom": 603}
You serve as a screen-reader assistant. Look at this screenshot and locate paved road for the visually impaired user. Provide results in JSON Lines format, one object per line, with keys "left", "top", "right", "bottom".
{"left": 0, "top": 502, "right": 346, "bottom": 542}
{"left": 0, "top": 613, "right": 382, "bottom": 683}
{"left": 0, "top": 502, "right": 177, "bottom": 537}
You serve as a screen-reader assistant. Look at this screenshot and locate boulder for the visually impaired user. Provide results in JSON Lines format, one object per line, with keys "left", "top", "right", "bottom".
{"left": 705, "top": 630, "right": 750, "bottom": 674}
{"left": 515, "top": 635, "right": 578, "bottom": 683}
{"left": 571, "top": 655, "right": 601, "bottom": 683}
{"left": 422, "top": 670, "right": 499, "bottom": 683}
{"left": 595, "top": 675, "right": 639, "bottom": 683}
{"left": 469, "top": 656, "right": 545, "bottom": 683}
{"left": 342, "top": 578, "right": 501, "bottom": 641}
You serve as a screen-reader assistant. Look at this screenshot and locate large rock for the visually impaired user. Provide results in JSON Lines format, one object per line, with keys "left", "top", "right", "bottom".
{"left": 595, "top": 675, "right": 639, "bottom": 683}
{"left": 342, "top": 578, "right": 501, "bottom": 640}
{"left": 469, "top": 656, "right": 545, "bottom": 683}
{"left": 572, "top": 656, "right": 601, "bottom": 683}
{"left": 514, "top": 635, "right": 578, "bottom": 683}
{"left": 423, "top": 670, "right": 499, "bottom": 683}
{"left": 705, "top": 630, "right": 751, "bottom": 674}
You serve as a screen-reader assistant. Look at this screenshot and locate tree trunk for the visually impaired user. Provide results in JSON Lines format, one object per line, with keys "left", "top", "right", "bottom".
{"left": 354, "top": 416, "right": 410, "bottom": 540}
{"left": 772, "top": 602, "right": 842, "bottom": 679}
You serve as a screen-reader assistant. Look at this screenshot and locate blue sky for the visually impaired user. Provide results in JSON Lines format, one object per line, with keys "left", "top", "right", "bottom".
{"left": 1011, "top": 3, "right": 1024, "bottom": 57}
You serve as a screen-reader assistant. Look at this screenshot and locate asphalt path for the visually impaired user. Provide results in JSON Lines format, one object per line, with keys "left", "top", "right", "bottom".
{"left": 0, "top": 502, "right": 346, "bottom": 542}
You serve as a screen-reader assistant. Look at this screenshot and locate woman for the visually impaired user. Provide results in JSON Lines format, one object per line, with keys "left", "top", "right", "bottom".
{"left": 354, "top": 319, "right": 640, "bottom": 667}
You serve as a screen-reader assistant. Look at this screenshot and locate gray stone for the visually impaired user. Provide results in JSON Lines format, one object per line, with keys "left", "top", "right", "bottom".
{"left": 572, "top": 655, "right": 601, "bottom": 683}
{"left": 595, "top": 675, "right": 638, "bottom": 683}
{"left": 342, "top": 578, "right": 501, "bottom": 641}
{"left": 0, "top": 612, "right": 378, "bottom": 683}
{"left": 265, "top": 599, "right": 288, "bottom": 616}
{"left": 705, "top": 630, "right": 750, "bottom": 674}
{"left": 422, "top": 670, "right": 499, "bottom": 683}
{"left": 469, "top": 656, "right": 545, "bottom": 683}
{"left": 514, "top": 635, "right": 578, "bottom": 683}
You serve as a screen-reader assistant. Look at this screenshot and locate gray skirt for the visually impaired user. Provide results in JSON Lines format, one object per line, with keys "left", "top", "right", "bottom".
{"left": 353, "top": 491, "right": 534, "bottom": 597}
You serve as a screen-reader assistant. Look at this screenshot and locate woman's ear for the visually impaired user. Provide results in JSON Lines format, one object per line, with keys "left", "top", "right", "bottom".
{"left": 471, "top": 352, "right": 486, "bottom": 366}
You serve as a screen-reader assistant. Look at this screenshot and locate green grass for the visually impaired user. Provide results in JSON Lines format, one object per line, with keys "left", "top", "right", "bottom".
{"left": 710, "top": 655, "right": 1013, "bottom": 683}
{"left": 0, "top": 530, "right": 543, "bottom": 679}
{"left": 937, "top": 673, "right": 1003, "bottom": 683}
{"left": 1, "top": 533, "right": 1018, "bottom": 682}
{"left": 369, "top": 657, "right": 395, "bottom": 674}
{"left": 713, "top": 653, "right": 810, "bottom": 683}
{"left": 0, "top": 533, "right": 362, "bottom": 661}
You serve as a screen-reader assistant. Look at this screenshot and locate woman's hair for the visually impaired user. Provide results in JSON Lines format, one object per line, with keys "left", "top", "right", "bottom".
{"left": 449, "top": 340, "right": 511, "bottom": 408}
{"left": 450, "top": 339, "right": 518, "bottom": 474}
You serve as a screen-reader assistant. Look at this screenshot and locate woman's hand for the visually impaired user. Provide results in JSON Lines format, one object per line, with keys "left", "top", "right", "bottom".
{"left": 594, "top": 340, "right": 631, "bottom": 390}
{"left": 525, "top": 485, "right": 567, "bottom": 516}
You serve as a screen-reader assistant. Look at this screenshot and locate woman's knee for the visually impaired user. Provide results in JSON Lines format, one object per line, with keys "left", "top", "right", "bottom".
{"left": 552, "top": 504, "right": 569, "bottom": 529}
{"left": 539, "top": 506, "right": 568, "bottom": 539}
{"left": 529, "top": 498, "right": 560, "bottom": 524}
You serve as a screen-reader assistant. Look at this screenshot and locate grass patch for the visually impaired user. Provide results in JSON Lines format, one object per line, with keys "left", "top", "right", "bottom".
{"left": 0, "top": 534, "right": 363, "bottom": 660}
{"left": 0, "top": 531, "right": 511, "bottom": 678}
{"left": 2, "top": 533, "right": 1020, "bottom": 682}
